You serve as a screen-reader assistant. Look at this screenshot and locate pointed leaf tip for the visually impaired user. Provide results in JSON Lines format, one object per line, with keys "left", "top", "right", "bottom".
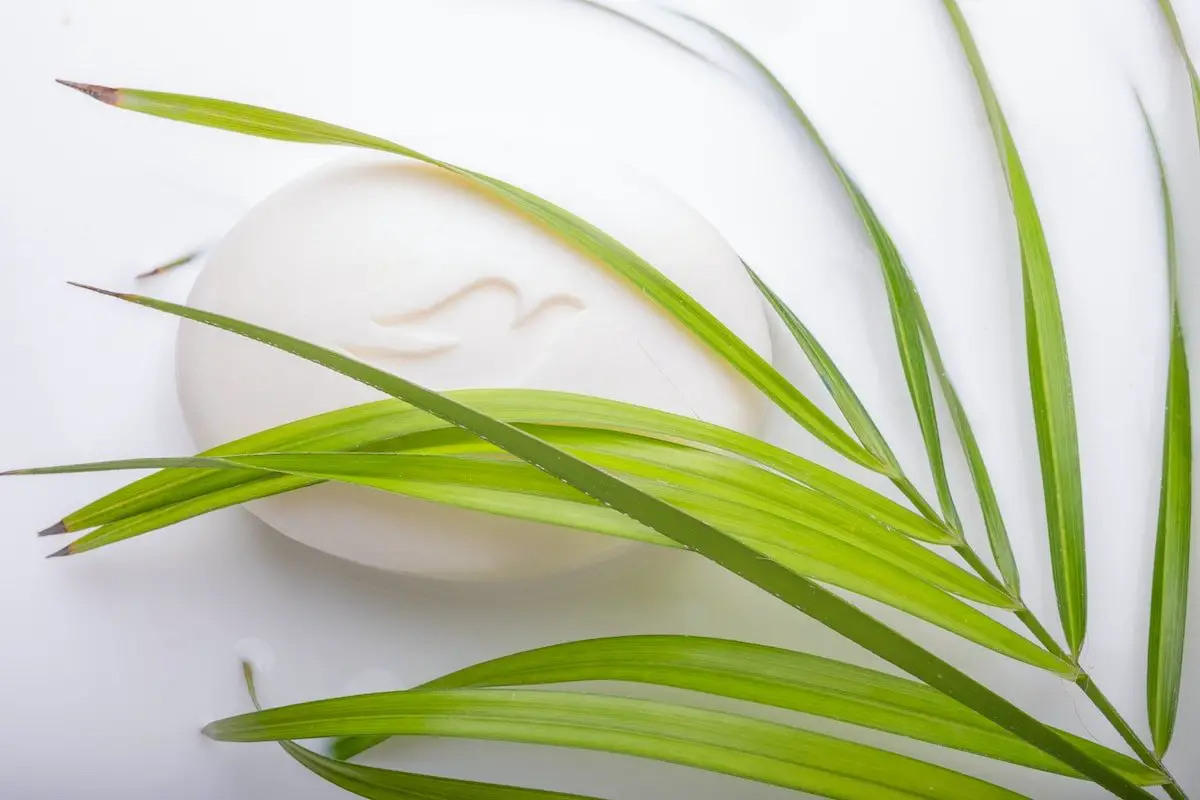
{"left": 55, "top": 79, "right": 119, "bottom": 105}
{"left": 45, "top": 544, "right": 72, "bottom": 558}
{"left": 67, "top": 282, "right": 126, "bottom": 299}
{"left": 37, "top": 521, "right": 67, "bottom": 537}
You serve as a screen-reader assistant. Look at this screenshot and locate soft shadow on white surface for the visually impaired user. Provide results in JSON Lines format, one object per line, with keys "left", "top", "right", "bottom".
{"left": 2, "top": 0, "right": 1199, "bottom": 798}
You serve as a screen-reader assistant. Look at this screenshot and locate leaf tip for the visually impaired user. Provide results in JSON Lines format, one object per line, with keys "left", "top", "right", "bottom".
{"left": 67, "top": 281, "right": 129, "bottom": 300}
{"left": 136, "top": 248, "right": 204, "bottom": 280}
{"left": 45, "top": 543, "right": 74, "bottom": 558}
{"left": 56, "top": 79, "right": 120, "bottom": 105}
{"left": 1152, "top": 728, "right": 1171, "bottom": 760}
{"left": 326, "top": 737, "right": 361, "bottom": 762}
{"left": 37, "top": 520, "right": 68, "bottom": 538}
{"left": 1069, "top": 636, "right": 1085, "bottom": 664}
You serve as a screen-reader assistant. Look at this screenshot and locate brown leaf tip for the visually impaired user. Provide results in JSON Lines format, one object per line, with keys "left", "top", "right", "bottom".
{"left": 46, "top": 543, "right": 74, "bottom": 558}
{"left": 55, "top": 79, "right": 119, "bottom": 105}
{"left": 67, "top": 281, "right": 128, "bottom": 300}
{"left": 136, "top": 249, "right": 204, "bottom": 280}
{"left": 37, "top": 521, "right": 68, "bottom": 538}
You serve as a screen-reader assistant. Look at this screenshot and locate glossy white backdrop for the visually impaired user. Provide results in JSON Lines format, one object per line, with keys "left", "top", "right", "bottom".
{"left": 1, "top": 0, "right": 1198, "bottom": 797}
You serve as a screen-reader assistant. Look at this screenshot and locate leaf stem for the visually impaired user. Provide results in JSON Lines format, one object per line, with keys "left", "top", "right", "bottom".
{"left": 954, "top": 536, "right": 1188, "bottom": 799}
{"left": 1012, "top": 607, "right": 1065, "bottom": 659}
{"left": 1075, "top": 676, "right": 1187, "bottom": 800}
{"left": 893, "top": 474, "right": 959, "bottom": 540}
{"left": 954, "top": 543, "right": 1017, "bottom": 600}
{"left": 915, "top": 488, "right": 1186, "bottom": 797}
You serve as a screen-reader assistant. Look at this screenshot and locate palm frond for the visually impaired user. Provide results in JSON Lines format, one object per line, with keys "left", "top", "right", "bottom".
{"left": 54, "top": 281, "right": 1153, "bottom": 799}
{"left": 328, "top": 635, "right": 1163, "bottom": 785}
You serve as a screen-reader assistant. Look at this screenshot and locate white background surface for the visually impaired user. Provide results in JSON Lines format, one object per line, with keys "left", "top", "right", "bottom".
{"left": 2, "top": 0, "right": 1200, "bottom": 797}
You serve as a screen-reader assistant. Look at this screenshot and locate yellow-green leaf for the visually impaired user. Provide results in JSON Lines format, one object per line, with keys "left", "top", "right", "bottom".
{"left": 1140, "top": 103, "right": 1193, "bottom": 758}
{"left": 940, "top": 0, "right": 1086, "bottom": 656}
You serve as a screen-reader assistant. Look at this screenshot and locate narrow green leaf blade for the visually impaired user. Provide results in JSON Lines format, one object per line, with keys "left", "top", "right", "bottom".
{"left": 59, "top": 81, "right": 880, "bottom": 472}
{"left": 680, "top": 18, "right": 1022, "bottom": 587}
{"left": 941, "top": 0, "right": 1087, "bottom": 656}
{"left": 205, "top": 687, "right": 1029, "bottom": 800}
{"left": 68, "top": 285, "right": 1155, "bottom": 799}
{"left": 1140, "top": 106, "right": 1193, "bottom": 758}
{"left": 1156, "top": 0, "right": 1200, "bottom": 151}
{"left": 690, "top": 17, "right": 959, "bottom": 533}
{"left": 909, "top": 293, "right": 1022, "bottom": 591}
{"left": 29, "top": 448, "right": 1060, "bottom": 670}
{"left": 746, "top": 269, "right": 904, "bottom": 492}
{"left": 322, "top": 636, "right": 1161, "bottom": 785}
{"left": 216, "top": 456, "right": 1057, "bottom": 670}
{"left": 240, "top": 662, "right": 601, "bottom": 800}
{"left": 568, "top": 0, "right": 713, "bottom": 65}
{"left": 281, "top": 740, "right": 601, "bottom": 800}
{"left": 32, "top": 391, "right": 951, "bottom": 545}
{"left": 282, "top": 740, "right": 603, "bottom": 800}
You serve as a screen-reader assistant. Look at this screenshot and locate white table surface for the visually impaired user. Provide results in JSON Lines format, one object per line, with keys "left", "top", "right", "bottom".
{"left": 2, "top": 1, "right": 1199, "bottom": 797}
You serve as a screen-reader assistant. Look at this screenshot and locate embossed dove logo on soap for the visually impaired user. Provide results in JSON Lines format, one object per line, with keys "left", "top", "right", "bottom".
{"left": 304, "top": 269, "right": 697, "bottom": 413}
{"left": 337, "top": 275, "right": 585, "bottom": 387}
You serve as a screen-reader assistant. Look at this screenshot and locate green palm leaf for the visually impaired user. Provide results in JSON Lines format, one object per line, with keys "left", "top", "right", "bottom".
{"left": 16, "top": 446, "right": 1063, "bottom": 670}
{"left": 205, "top": 686, "right": 1029, "bottom": 800}
{"left": 240, "top": 662, "right": 602, "bottom": 800}
{"left": 281, "top": 741, "right": 598, "bottom": 800}
{"left": 328, "top": 634, "right": 1163, "bottom": 785}
{"left": 940, "top": 0, "right": 1087, "bottom": 656}
{"left": 56, "top": 80, "right": 879, "bottom": 474}
{"left": 674, "top": 15, "right": 1020, "bottom": 588}
{"left": 57, "top": 283, "right": 1154, "bottom": 799}
{"left": 748, "top": 268, "right": 934, "bottom": 521}
{"left": 13, "top": 431, "right": 992, "bottom": 604}
{"left": 22, "top": 391, "right": 951, "bottom": 545}
{"left": 1140, "top": 104, "right": 1193, "bottom": 758}
{"left": 686, "top": 16, "right": 957, "bottom": 532}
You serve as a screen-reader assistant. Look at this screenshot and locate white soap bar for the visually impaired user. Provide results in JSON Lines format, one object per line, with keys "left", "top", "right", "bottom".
{"left": 177, "top": 142, "right": 771, "bottom": 580}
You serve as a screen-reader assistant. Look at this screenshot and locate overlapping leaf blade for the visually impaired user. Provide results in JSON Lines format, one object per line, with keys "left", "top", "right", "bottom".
{"left": 205, "top": 686, "right": 1030, "bottom": 800}
{"left": 58, "top": 284, "right": 1157, "bottom": 800}
{"left": 940, "top": 0, "right": 1086, "bottom": 655}
{"left": 17, "top": 445, "right": 1065, "bottom": 670}
{"left": 908, "top": 292, "right": 1022, "bottom": 590}
{"left": 747, "top": 269, "right": 919, "bottom": 512}
{"left": 1140, "top": 106, "right": 1193, "bottom": 758}
{"left": 14, "top": 429, "right": 999, "bottom": 606}
{"left": 50, "top": 81, "right": 1168, "bottom": 797}
{"left": 327, "top": 635, "right": 1164, "bottom": 785}
{"left": 27, "top": 392, "right": 950, "bottom": 545}
{"left": 687, "top": 18, "right": 956, "bottom": 530}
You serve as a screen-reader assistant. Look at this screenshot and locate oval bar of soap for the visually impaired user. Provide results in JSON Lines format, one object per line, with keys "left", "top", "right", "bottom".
{"left": 177, "top": 144, "right": 771, "bottom": 580}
